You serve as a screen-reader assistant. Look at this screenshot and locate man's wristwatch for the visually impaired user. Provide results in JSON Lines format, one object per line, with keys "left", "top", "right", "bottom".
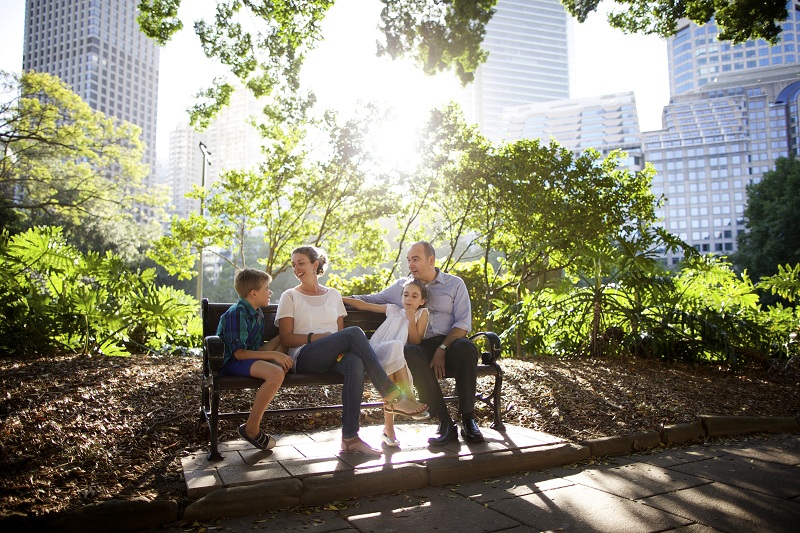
{"left": 438, "top": 343, "right": 448, "bottom": 351}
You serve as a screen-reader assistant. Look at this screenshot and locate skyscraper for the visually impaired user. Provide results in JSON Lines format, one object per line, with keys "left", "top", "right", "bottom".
{"left": 22, "top": 0, "right": 159, "bottom": 185}
{"left": 462, "top": 0, "right": 570, "bottom": 140}
{"left": 667, "top": 1, "right": 800, "bottom": 96}
{"left": 645, "top": 64, "right": 800, "bottom": 265}
{"left": 501, "top": 92, "right": 643, "bottom": 163}
{"left": 167, "top": 86, "right": 264, "bottom": 219}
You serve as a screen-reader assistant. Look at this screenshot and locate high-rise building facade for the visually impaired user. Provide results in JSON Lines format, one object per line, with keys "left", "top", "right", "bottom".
{"left": 462, "top": 0, "right": 570, "bottom": 140}
{"left": 22, "top": 0, "right": 159, "bottom": 183}
{"left": 167, "top": 86, "right": 264, "bottom": 219}
{"left": 667, "top": 2, "right": 800, "bottom": 96}
{"left": 501, "top": 92, "right": 643, "bottom": 168}
{"left": 645, "top": 64, "right": 800, "bottom": 265}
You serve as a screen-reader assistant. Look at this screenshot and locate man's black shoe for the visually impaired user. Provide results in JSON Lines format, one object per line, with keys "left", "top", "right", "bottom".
{"left": 460, "top": 413, "right": 485, "bottom": 443}
{"left": 428, "top": 423, "right": 458, "bottom": 445}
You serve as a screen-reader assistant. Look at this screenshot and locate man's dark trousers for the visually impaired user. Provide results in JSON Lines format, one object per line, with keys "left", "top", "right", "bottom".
{"left": 404, "top": 335, "right": 479, "bottom": 421}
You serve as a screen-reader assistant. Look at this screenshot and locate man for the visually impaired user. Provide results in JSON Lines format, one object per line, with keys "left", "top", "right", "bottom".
{"left": 352, "top": 241, "right": 484, "bottom": 444}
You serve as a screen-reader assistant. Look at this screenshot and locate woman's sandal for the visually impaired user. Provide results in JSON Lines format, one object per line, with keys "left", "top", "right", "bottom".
{"left": 238, "top": 424, "right": 276, "bottom": 450}
{"left": 340, "top": 436, "right": 382, "bottom": 456}
{"left": 386, "top": 405, "right": 431, "bottom": 421}
{"left": 385, "top": 396, "right": 428, "bottom": 417}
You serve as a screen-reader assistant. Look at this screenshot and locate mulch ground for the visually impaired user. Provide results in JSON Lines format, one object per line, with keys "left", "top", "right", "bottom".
{"left": 1, "top": 353, "right": 798, "bottom": 518}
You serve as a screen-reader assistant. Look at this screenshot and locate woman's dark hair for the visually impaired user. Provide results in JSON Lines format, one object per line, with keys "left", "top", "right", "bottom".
{"left": 402, "top": 277, "right": 428, "bottom": 306}
{"left": 292, "top": 245, "right": 328, "bottom": 275}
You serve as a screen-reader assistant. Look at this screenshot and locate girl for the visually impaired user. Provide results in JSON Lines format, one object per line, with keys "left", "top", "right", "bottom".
{"left": 276, "top": 246, "right": 427, "bottom": 456}
{"left": 343, "top": 278, "right": 430, "bottom": 447}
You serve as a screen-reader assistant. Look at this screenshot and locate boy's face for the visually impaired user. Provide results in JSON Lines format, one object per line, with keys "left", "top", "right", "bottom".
{"left": 250, "top": 281, "right": 272, "bottom": 307}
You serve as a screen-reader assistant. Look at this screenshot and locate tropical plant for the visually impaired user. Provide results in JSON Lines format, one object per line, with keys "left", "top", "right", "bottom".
{"left": 0, "top": 226, "right": 200, "bottom": 357}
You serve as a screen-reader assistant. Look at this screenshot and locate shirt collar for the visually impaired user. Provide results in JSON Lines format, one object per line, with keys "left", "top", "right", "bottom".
{"left": 238, "top": 297, "right": 263, "bottom": 318}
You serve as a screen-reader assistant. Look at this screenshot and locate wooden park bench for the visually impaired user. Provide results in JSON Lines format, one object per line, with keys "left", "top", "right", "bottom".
{"left": 201, "top": 298, "right": 505, "bottom": 460}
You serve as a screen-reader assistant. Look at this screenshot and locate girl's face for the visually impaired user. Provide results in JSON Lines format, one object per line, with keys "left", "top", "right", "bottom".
{"left": 291, "top": 253, "right": 317, "bottom": 282}
{"left": 402, "top": 284, "right": 425, "bottom": 310}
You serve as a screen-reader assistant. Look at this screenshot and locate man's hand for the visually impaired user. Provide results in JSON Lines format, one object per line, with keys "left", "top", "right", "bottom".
{"left": 430, "top": 349, "right": 446, "bottom": 379}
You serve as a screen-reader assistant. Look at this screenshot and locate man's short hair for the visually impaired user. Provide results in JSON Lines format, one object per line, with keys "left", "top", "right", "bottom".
{"left": 234, "top": 268, "right": 272, "bottom": 298}
{"left": 413, "top": 241, "right": 436, "bottom": 259}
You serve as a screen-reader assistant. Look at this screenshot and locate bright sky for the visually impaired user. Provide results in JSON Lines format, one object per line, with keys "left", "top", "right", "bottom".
{"left": 0, "top": 0, "right": 669, "bottom": 166}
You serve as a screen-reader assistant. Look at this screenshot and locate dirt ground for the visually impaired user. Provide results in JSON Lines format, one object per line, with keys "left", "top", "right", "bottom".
{"left": 1, "top": 352, "right": 798, "bottom": 518}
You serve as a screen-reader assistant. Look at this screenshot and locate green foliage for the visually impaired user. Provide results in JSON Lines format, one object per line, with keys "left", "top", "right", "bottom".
{"left": 0, "top": 226, "right": 200, "bottom": 357}
{"left": 150, "top": 99, "right": 394, "bottom": 282}
{"left": 563, "top": 0, "right": 788, "bottom": 44}
{"left": 734, "top": 157, "right": 800, "bottom": 281}
{"left": 139, "top": 1, "right": 789, "bottom": 125}
{"left": 0, "top": 70, "right": 165, "bottom": 260}
{"left": 326, "top": 268, "right": 399, "bottom": 296}
{"left": 377, "top": 0, "right": 497, "bottom": 84}
{"left": 137, "top": 0, "right": 334, "bottom": 126}
{"left": 447, "top": 259, "right": 515, "bottom": 333}
{"left": 758, "top": 263, "right": 800, "bottom": 303}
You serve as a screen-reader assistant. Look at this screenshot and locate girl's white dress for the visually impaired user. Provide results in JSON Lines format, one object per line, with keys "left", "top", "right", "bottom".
{"left": 370, "top": 304, "right": 428, "bottom": 381}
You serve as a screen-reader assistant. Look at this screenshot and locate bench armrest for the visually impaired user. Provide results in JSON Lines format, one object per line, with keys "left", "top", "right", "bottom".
{"left": 469, "top": 331, "right": 502, "bottom": 365}
{"left": 204, "top": 335, "right": 225, "bottom": 374}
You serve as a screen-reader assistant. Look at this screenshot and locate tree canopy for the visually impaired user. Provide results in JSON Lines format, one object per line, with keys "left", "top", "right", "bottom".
{"left": 0, "top": 70, "right": 164, "bottom": 260}
{"left": 137, "top": 0, "right": 791, "bottom": 125}
{"left": 734, "top": 156, "right": 800, "bottom": 281}
{"left": 562, "top": 0, "right": 788, "bottom": 44}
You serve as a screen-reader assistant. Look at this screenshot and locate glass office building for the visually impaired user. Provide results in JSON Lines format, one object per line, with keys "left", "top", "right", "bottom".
{"left": 22, "top": 0, "right": 160, "bottom": 187}
{"left": 668, "top": 1, "right": 800, "bottom": 96}
{"left": 501, "top": 91, "right": 645, "bottom": 170}
{"left": 645, "top": 64, "right": 800, "bottom": 265}
{"left": 462, "top": 0, "right": 570, "bottom": 140}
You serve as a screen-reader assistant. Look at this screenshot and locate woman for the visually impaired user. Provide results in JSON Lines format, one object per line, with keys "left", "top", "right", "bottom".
{"left": 276, "top": 246, "right": 427, "bottom": 456}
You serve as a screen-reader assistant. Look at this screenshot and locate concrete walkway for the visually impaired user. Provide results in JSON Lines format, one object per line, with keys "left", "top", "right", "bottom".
{"left": 149, "top": 429, "right": 800, "bottom": 532}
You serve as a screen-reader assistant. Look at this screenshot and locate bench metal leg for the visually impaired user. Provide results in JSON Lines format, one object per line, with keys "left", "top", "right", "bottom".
{"left": 489, "top": 366, "right": 505, "bottom": 431}
{"left": 207, "top": 386, "right": 223, "bottom": 461}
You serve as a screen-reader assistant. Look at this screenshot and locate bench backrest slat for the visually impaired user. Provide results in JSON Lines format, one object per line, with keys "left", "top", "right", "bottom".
{"left": 202, "top": 300, "right": 387, "bottom": 341}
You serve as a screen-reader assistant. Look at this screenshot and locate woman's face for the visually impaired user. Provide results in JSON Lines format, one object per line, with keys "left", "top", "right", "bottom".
{"left": 291, "top": 252, "right": 317, "bottom": 282}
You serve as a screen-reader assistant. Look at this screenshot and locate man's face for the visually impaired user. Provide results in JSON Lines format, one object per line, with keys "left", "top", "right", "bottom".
{"left": 406, "top": 244, "right": 435, "bottom": 282}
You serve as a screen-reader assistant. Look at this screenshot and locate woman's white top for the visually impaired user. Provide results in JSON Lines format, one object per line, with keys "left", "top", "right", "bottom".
{"left": 275, "top": 287, "right": 346, "bottom": 363}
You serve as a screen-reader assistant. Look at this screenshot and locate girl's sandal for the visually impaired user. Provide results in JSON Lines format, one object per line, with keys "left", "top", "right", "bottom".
{"left": 382, "top": 432, "right": 400, "bottom": 447}
{"left": 340, "top": 436, "right": 382, "bottom": 456}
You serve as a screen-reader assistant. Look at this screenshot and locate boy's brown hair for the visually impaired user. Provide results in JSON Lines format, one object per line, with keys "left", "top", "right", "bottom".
{"left": 234, "top": 268, "right": 272, "bottom": 298}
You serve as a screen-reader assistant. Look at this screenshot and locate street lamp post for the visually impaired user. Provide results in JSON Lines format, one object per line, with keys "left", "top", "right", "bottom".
{"left": 197, "top": 141, "right": 212, "bottom": 305}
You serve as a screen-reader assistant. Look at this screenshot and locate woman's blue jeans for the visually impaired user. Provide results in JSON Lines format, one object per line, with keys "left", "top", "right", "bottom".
{"left": 296, "top": 326, "right": 395, "bottom": 439}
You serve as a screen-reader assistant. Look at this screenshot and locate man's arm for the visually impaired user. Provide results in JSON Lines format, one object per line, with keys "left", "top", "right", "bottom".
{"left": 350, "top": 281, "right": 402, "bottom": 305}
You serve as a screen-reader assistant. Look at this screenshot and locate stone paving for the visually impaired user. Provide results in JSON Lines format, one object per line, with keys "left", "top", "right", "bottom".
{"left": 148, "top": 431, "right": 800, "bottom": 533}
{"left": 181, "top": 421, "right": 576, "bottom": 499}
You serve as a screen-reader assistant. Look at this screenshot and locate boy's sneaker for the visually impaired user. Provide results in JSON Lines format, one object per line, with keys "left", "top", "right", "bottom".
{"left": 238, "top": 424, "right": 276, "bottom": 450}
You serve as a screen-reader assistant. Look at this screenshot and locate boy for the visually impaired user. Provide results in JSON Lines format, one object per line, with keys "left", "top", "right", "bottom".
{"left": 217, "top": 268, "right": 293, "bottom": 450}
